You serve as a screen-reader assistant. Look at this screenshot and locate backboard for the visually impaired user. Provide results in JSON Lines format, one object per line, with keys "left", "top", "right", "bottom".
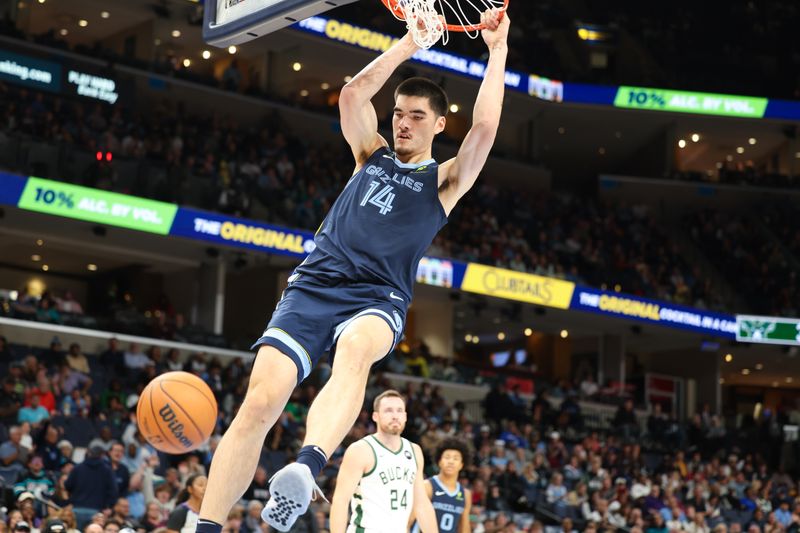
{"left": 203, "top": 0, "right": 359, "bottom": 48}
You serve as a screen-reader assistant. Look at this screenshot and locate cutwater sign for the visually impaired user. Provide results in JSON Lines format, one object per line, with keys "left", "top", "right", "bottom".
{"left": 169, "top": 208, "right": 316, "bottom": 258}
{"left": 571, "top": 287, "right": 737, "bottom": 338}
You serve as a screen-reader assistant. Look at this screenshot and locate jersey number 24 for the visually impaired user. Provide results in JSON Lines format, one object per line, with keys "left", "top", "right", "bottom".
{"left": 390, "top": 489, "right": 407, "bottom": 510}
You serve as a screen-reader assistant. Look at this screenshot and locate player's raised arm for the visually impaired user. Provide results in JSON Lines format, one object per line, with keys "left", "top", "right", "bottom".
{"left": 439, "top": 9, "right": 509, "bottom": 214}
{"left": 338, "top": 32, "right": 420, "bottom": 167}
{"left": 329, "top": 441, "right": 373, "bottom": 533}
{"left": 412, "top": 443, "right": 439, "bottom": 533}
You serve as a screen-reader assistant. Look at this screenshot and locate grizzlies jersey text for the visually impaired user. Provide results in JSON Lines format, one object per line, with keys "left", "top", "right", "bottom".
{"left": 412, "top": 476, "right": 466, "bottom": 533}
{"left": 296, "top": 147, "right": 447, "bottom": 301}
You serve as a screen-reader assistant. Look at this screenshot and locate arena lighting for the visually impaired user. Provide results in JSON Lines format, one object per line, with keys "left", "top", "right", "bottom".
{"left": 691, "top": 133, "right": 700, "bottom": 142}
{"left": 560, "top": 329, "right": 569, "bottom": 339}
{"left": 724, "top": 353, "right": 733, "bottom": 362}
{"left": 773, "top": 381, "right": 779, "bottom": 388}
{"left": 497, "top": 332, "right": 506, "bottom": 340}
{"left": 787, "top": 377, "right": 793, "bottom": 383}
{"left": 755, "top": 363, "right": 763, "bottom": 370}
{"left": 736, "top": 146, "right": 745, "bottom": 154}
{"left": 748, "top": 137, "right": 757, "bottom": 145}
{"left": 292, "top": 62, "right": 302, "bottom": 71}
{"left": 321, "top": 82, "right": 330, "bottom": 90}
{"left": 343, "top": 75, "right": 352, "bottom": 82}
{"left": 59, "top": 28, "right": 68, "bottom": 36}
{"left": 42, "top": 264, "right": 49, "bottom": 271}
{"left": 202, "top": 50, "right": 211, "bottom": 59}
{"left": 101, "top": 11, "right": 110, "bottom": 18}
{"left": 741, "top": 369, "right": 750, "bottom": 375}
{"left": 31, "top": 254, "right": 41, "bottom": 262}
{"left": 524, "top": 328, "right": 533, "bottom": 336}
{"left": 300, "top": 89, "right": 309, "bottom": 97}
{"left": 678, "top": 139, "right": 687, "bottom": 148}
{"left": 171, "top": 29, "right": 181, "bottom": 38}
{"left": 36, "top": 239, "right": 43, "bottom": 246}
{"left": 465, "top": 334, "right": 473, "bottom": 342}
{"left": 87, "top": 264, "right": 98, "bottom": 271}
{"left": 228, "top": 45, "right": 237, "bottom": 54}
{"left": 183, "top": 58, "right": 191, "bottom": 67}
{"left": 78, "top": 19, "right": 88, "bottom": 27}
{"left": 449, "top": 104, "right": 459, "bottom": 113}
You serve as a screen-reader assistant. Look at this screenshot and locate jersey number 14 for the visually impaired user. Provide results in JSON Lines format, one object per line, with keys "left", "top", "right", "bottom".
{"left": 360, "top": 182, "right": 395, "bottom": 215}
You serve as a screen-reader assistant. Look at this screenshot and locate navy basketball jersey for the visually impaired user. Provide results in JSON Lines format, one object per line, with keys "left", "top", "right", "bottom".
{"left": 412, "top": 476, "right": 466, "bottom": 533}
{"left": 296, "top": 146, "right": 447, "bottom": 300}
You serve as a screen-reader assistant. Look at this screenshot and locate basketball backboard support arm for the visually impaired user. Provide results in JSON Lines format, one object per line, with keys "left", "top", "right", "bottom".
{"left": 203, "top": 0, "right": 360, "bottom": 48}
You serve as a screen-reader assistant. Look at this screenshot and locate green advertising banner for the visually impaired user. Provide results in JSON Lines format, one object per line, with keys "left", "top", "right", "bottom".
{"left": 615, "top": 86, "right": 768, "bottom": 118}
{"left": 737, "top": 315, "right": 800, "bottom": 346}
{"left": 18, "top": 177, "right": 177, "bottom": 234}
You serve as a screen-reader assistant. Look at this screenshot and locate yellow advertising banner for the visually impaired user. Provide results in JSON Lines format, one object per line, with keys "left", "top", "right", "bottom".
{"left": 460, "top": 264, "right": 575, "bottom": 309}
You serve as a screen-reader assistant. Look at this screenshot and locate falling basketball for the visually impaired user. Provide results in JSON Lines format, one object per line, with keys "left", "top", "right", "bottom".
{"left": 137, "top": 371, "right": 218, "bottom": 454}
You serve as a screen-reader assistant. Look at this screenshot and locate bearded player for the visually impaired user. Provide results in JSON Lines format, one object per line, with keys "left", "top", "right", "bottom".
{"left": 195, "top": 9, "right": 510, "bottom": 533}
{"left": 330, "top": 390, "right": 437, "bottom": 533}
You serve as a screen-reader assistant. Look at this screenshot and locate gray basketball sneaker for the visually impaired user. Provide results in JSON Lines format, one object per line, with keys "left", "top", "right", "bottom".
{"left": 261, "top": 463, "right": 325, "bottom": 531}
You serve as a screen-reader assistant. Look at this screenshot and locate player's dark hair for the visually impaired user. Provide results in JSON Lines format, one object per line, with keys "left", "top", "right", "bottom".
{"left": 394, "top": 77, "right": 449, "bottom": 117}
{"left": 435, "top": 437, "right": 471, "bottom": 466}
{"left": 372, "top": 389, "right": 405, "bottom": 412}
{"left": 175, "top": 474, "right": 204, "bottom": 505}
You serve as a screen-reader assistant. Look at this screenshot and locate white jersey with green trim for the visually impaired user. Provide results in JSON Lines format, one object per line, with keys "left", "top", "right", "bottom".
{"left": 346, "top": 435, "right": 418, "bottom": 533}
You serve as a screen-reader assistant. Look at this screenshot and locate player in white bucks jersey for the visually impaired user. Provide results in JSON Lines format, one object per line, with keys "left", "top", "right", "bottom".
{"left": 330, "top": 390, "right": 438, "bottom": 533}
{"left": 411, "top": 438, "right": 473, "bottom": 533}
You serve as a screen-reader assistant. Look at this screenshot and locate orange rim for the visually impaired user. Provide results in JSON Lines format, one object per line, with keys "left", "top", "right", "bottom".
{"left": 380, "top": 0, "right": 508, "bottom": 33}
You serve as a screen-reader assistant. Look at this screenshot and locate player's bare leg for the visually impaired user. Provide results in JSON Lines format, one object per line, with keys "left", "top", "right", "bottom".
{"left": 198, "top": 347, "right": 297, "bottom": 525}
{"left": 262, "top": 315, "right": 394, "bottom": 531}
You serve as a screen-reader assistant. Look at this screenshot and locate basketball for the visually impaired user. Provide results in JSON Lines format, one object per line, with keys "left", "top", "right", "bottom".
{"left": 136, "top": 371, "right": 218, "bottom": 454}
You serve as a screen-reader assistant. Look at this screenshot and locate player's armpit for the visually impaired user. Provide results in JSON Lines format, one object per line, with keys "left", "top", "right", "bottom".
{"left": 329, "top": 441, "right": 375, "bottom": 533}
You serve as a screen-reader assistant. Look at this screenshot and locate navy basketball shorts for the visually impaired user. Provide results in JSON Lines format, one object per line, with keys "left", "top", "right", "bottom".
{"left": 251, "top": 275, "right": 408, "bottom": 384}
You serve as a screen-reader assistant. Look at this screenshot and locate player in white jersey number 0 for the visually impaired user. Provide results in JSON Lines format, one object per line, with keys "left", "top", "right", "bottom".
{"left": 330, "top": 390, "right": 438, "bottom": 533}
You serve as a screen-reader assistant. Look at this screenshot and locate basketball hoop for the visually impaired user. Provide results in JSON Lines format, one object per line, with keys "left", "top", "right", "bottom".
{"left": 380, "top": 0, "right": 508, "bottom": 49}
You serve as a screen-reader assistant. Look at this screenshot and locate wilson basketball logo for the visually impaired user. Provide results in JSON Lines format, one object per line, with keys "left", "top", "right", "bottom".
{"left": 158, "top": 403, "right": 194, "bottom": 448}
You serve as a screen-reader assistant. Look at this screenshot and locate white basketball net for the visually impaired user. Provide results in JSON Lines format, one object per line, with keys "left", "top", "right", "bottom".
{"left": 389, "top": 0, "right": 506, "bottom": 49}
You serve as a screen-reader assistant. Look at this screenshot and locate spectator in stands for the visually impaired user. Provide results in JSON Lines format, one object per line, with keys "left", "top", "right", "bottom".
{"left": 27, "top": 373, "right": 56, "bottom": 414}
{"left": 13, "top": 455, "right": 55, "bottom": 503}
{"left": 65, "top": 445, "right": 119, "bottom": 528}
{"left": 38, "top": 424, "right": 68, "bottom": 472}
{"left": 100, "top": 338, "right": 124, "bottom": 373}
{"left": 613, "top": 398, "right": 640, "bottom": 440}
{"left": 109, "top": 498, "right": 137, "bottom": 531}
{"left": 55, "top": 363, "right": 92, "bottom": 397}
{"left": 36, "top": 297, "right": 61, "bottom": 324}
{"left": 123, "top": 343, "right": 150, "bottom": 372}
{"left": 108, "top": 442, "right": 130, "bottom": 497}
{"left": 57, "top": 291, "right": 84, "bottom": 315}
{"left": 65, "top": 344, "right": 91, "bottom": 375}
{"left": 165, "top": 349, "right": 183, "bottom": 372}
{"left": 18, "top": 394, "right": 49, "bottom": 426}
{"left": 579, "top": 373, "right": 599, "bottom": 398}
{"left": 41, "top": 339, "right": 64, "bottom": 369}
{"left": 0, "top": 376, "right": 23, "bottom": 427}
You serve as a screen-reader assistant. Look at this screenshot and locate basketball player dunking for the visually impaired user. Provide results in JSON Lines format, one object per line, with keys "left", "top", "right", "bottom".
{"left": 330, "top": 390, "right": 436, "bottom": 533}
{"left": 195, "top": 8, "right": 510, "bottom": 533}
{"left": 411, "top": 438, "right": 473, "bottom": 533}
